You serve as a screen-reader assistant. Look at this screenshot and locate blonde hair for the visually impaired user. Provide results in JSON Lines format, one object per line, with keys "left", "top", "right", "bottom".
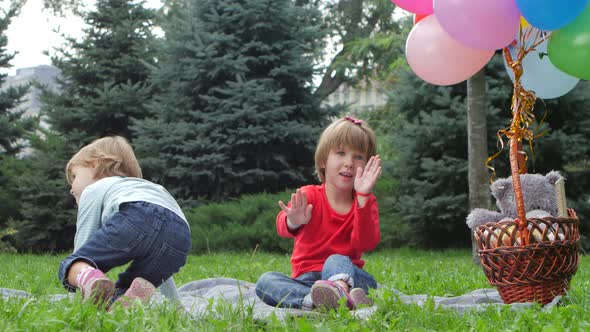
{"left": 66, "top": 136, "right": 143, "bottom": 184}
{"left": 314, "top": 117, "right": 377, "bottom": 183}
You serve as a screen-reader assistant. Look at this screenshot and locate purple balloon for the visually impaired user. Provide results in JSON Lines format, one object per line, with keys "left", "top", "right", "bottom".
{"left": 434, "top": 0, "right": 520, "bottom": 50}
{"left": 391, "top": 0, "right": 433, "bottom": 15}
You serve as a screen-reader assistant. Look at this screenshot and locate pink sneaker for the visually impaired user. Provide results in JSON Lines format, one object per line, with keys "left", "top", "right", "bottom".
{"left": 310, "top": 280, "right": 354, "bottom": 310}
{"left": 78, "top": 270, "right": 115, "bottom": 307}
{"left": 112, "top": 277, "right": 156, "bottom": 308}
{"left": 349, "top": 288, "right": 373, "bottom": 308}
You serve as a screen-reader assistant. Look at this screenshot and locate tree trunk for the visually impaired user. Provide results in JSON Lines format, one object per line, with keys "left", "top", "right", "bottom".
{"left": 313, "top": 55, "right": 347, "bottom": 102}
{"left": 466, "top": 69, "right": 490, "bottom": 265}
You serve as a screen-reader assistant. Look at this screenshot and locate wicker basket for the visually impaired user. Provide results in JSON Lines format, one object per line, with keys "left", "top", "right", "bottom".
{"left": 474, "top": 209, "right": 580, "bottom": 305}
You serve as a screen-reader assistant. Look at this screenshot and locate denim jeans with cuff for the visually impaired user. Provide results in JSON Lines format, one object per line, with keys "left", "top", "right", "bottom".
{"left": 58, "top": 201, "right": 191, "bottom": 298}
{"left": 255, "top": 254, "right": 377, "bottom": 309}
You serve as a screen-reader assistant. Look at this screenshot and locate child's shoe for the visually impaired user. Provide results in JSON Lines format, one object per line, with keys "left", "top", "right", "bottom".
{"left": 112, "top": 277, "right": 156, "bottom": 309}
{"left": 78, "top": 269, "right": 115, "bottom": 307}
{"left": 349, "top": 287, "right": 373, "bottom": 308}
{"left": 310, "top": 280, "right": 354, "bottom": 310}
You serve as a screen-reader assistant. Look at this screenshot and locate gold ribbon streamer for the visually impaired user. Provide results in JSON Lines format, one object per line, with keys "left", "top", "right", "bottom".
{"left": 485, "top": 27, "right": 549, "bottom": 182}
{"left": 485, "top": 26, "right": 552, "bottom": 245}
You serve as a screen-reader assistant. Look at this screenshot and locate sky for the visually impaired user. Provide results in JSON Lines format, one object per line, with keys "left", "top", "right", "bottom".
{"left": 3, "top": 1, "right": 406, "bottom": 77}
{"left": 3, "top": 0, "right": 84, "bottom": 75}
{"left": 3, "top": 0, "right": 162, "bottom": 76}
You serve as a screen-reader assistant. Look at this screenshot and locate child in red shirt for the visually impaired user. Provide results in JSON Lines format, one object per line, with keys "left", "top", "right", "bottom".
{"left": 255, "top": 116, "right": 381, "bottom": 310}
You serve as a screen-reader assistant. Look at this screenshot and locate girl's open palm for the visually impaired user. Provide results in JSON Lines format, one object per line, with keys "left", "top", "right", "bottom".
{"left": 355, "top": 155, "right": 382, "bottom": 195}
{"left": 278, "top": 188, "right": 312, "bottom": 226}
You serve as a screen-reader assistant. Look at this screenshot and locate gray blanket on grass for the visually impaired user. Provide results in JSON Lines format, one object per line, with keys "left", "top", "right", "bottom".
{"left": 0, "top": 278, "right": 560, "bottom": 319}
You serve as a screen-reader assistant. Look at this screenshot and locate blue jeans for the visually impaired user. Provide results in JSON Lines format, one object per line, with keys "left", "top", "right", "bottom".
{"left": 58, "top": 201, "right": 191, "bottom": 297}
{"left": 255, "top": 254, "right": 377, "bottom": 309}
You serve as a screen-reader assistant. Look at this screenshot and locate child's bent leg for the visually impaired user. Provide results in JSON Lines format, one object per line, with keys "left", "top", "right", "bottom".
{"left": 59, "top": 255, "right": 114, "bottom": 306}
{"left": 110, "top": 277, "right": 156, "bottom": 309}
{"left": 67, "top": 261, "right": 92, "bottom": 287}
{"left": 111, "top": 203, "right": 191, "bottom": 296}
{"left": 315, "top": 254, "right": 378, "bottom": 309}
{"left": 255, "top": 271, "right": 318, "bottom": 309}
{"left": 321, "top": 254, "right": 357, "bottom": 290}
{"left": 347, "top": 268, "right": 377, "bottom": 308}
{"left": 58, "top": 208, "right": 157, "bottom": 293}
{"left": 351, "top": 266, "right": 378, "bottom": 292}
{"left": 59, "top": 253, "right": 109, "bottom": 291}
{"left": 320, "top": 254, "right": 378, "bottom": 290}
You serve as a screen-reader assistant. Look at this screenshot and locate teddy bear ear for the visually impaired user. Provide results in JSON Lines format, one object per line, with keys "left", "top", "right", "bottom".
{"left": 545, "top": 170, "right": 563, "bottom": 185}
{"left": 491, "top": 178, "right": 512, "bottom": 201}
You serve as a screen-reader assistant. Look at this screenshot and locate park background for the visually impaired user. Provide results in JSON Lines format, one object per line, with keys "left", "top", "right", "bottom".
{"left": 0, "top": 1, "right": 589, "bottom": 329}
{"left": 1, "top": 0, "right": 588, "bottom": 255}
{"left": 1, "top": 0, "right": 589, "bottom": 330}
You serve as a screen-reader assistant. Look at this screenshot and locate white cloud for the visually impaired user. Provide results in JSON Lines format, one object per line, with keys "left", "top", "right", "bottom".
{"left": 3, "top": 0, "right": 84, "bottom": 75}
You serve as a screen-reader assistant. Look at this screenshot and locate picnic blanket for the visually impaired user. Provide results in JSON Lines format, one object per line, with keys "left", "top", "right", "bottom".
{"left": 0, "top": 278, "right": 560, "bottom": 319}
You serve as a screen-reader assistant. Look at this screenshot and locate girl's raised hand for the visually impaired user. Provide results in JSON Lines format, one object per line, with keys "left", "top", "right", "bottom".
{"left": 354, "top": 155, "right": 382, "bottom": 195}
{"left": 278, "top": 188, "right": 312, "bottom": 226}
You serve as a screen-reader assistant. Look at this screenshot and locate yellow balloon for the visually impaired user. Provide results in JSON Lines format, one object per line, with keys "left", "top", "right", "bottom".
{"left": 520, "top": 16, "right": 530, "bottom": 28}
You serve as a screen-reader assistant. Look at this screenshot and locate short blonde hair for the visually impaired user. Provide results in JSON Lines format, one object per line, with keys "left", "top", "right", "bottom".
{"left": 66, "top": 136, "right": 143, "bottom": 184}
{"left": 314, "top": 116, "right": 377, "bottom": 183}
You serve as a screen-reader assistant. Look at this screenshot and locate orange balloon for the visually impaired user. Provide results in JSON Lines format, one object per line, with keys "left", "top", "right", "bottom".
{"left": 414, "top": 13, "right": 428, "bottom": 25}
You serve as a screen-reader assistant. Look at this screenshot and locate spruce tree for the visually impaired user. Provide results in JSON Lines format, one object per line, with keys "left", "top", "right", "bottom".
{"left": 0, "top": 3, "right": 33, "bottom": 232}
{"left": 43, "top": 0, "right": 158, "bottom": 145}
{"left": 384, "top": 56, "right": 515, "bottom": 248}
{"left": 9, "top": 0, "right": 158, "bottom": 252}
{"left": 133, "top": 0, "right": 330, "bottom": 201}
{"left": 0, "top": 3, "right": 31, "bottom": 156}
{"left": 7, "top": 132, "right": 77, "bottom": 252}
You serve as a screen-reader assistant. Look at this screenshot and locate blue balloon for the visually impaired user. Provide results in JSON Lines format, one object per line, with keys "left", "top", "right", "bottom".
{"left": 515, "top": 0, "right": 590, "bottom": 30}
{"left": 503, "top": 33, "right": 579, "bottom": 99}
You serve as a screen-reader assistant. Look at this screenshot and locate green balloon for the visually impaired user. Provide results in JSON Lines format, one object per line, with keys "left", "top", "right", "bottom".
{"left": 548, "top": 5, "right": 590, "bottom": 80}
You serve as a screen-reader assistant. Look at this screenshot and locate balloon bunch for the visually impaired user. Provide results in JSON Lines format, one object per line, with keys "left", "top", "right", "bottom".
{"left": 397, "top": 0, "right": 590, "bottom": 99}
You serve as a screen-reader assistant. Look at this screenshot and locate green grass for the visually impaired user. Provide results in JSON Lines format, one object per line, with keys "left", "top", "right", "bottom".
{"left": 1, "top": 249, "right": 589, "bottom": 331}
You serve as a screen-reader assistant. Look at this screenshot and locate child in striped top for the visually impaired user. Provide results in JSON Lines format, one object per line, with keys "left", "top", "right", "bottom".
{"left": 58, "top": 136, "right": 191, "bottom": 309}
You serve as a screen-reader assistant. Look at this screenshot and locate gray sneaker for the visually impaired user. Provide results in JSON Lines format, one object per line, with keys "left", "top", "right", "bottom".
{"left": 349, "top": 288, "right": 373, "bottom": 308}
{"left": 310, "top": 280, "right": 354, "bottom": 310}
{"left": 112, "top": 277, "right": 156, "bottom": 309}
{"left": 79, "top": 277, "right": 115, "bottom": 307}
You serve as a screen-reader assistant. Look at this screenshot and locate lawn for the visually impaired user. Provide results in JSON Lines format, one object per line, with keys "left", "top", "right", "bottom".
{"left": 1, "top": 249, "right": 588, "bottom": 331}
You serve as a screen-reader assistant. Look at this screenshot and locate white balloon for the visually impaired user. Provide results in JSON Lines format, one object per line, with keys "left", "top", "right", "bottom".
{"left": 503, "top": 33, "right": 579, "bottom": 99}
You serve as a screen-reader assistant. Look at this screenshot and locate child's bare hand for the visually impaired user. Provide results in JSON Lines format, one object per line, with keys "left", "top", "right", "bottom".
{"left": 354, "top": 155, "right": 382, "bottom": 195}
{"left": 278, "top": 188, "right": 312, "bottom": 226}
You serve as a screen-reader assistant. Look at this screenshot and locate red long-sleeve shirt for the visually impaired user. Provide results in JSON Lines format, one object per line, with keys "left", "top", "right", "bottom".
{"left": 276, "top": 184, "right": 380, "bottom": 278}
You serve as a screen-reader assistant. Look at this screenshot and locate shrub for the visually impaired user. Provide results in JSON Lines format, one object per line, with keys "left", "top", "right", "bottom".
{"left": 185, "top": 191, "right": 295, "bottom": 254}
{"left": 185, "top": 179, "right": 403, "bottom": 254}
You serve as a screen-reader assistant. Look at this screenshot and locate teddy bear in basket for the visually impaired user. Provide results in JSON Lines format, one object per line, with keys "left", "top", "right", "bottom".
{"left": 466, "top": 171, "right": 566, "bottom": 247}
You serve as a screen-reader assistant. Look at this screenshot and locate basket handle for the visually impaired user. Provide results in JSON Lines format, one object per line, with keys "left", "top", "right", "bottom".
{"left": 509, "top": 137, "right": 528, "bottom": 245}
{"left": 555, "top": 178, "right": 567, "bottom": 218}
{"left": 503, "top": 39, "right": 542, "bottom": 247}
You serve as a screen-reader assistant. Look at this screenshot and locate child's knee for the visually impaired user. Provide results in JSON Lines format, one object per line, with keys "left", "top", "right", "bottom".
{"left": 325, "top": 254, "right": 351, "bottom": 265}
{"left": 256, "top": 271, "right": 282, "bottom": 286}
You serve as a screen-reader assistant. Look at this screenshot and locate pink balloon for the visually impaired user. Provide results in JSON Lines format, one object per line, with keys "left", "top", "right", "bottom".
{"left": 434, "top": 0, "right": 520, "bottom": 50}
{"left": 405, "top": 15, "right": 494, "bottom": 86}
{"left": 391, "top": 0, "right": 433, "bottom": 15}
